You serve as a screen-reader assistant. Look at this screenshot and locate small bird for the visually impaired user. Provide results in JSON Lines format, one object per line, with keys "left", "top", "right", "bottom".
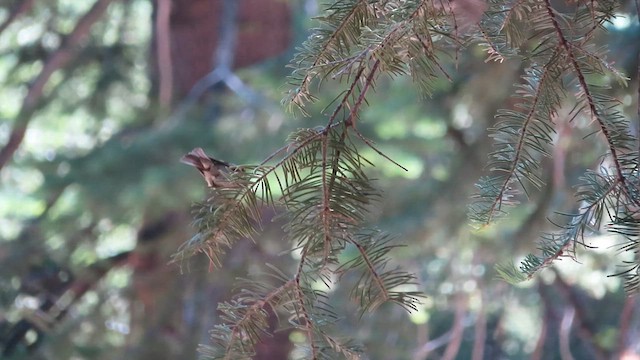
{"left": 180, "top": 147, "right": 239, "bottom": 188}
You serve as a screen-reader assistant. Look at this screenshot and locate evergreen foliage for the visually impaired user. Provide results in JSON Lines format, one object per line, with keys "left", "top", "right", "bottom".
{"left": 180, "top": 124, "right": 423, "bottom": 358}
{"left": 2, "top": 0, "right": 638, "bottom": 358}
{"left": 470, "top": 0, "right": 638, "bottom": 289}
{"left": 178, "top": 0, "right": 638, "bottom": 357}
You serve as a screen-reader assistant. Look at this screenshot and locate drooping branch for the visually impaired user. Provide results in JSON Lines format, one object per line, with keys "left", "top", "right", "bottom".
{"left": 287, "top": 0, "right": 370, "bottom": 110}
{"left": 543, "top": 0, "right": 626, "bottom": 183}
{"left": 220, "top": 281, "right": 295, "bottom": 360}
{"left": 0, "top": 0, "right": 116, "bottom": 172}
{"left": 482, "top": 59, "right": 560, "bottom": 224}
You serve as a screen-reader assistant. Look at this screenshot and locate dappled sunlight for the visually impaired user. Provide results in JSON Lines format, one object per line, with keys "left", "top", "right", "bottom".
{"left": 1, "top": 0, "right": 639, "bottom": 359}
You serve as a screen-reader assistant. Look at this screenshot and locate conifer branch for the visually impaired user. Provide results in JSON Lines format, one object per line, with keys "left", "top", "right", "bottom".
{"left": 192, "top": 52, "right": 421, "bottom": 355}
{"left": 294, "top": 249, "right": 318, "bottom": 359}
{"left": 285, "top": 0, "right": 375, "bottom": 113}
{"left": 469, "top": 0, "right": 637, "bottom": 286}
{"left": 543, "top": 0, "right": 626, "bottom": 183}
{"left": 482, "top": 56, "right": 560, "bottom": 224}
{"left": 344, "top": 59, "right": 379, "bottom": 127}
{"left": 183, "top": 0, "right": 638, "bottom": 357}
{"left": 208, "top": 280, "right": 295, "bottom": 360}
{"left": 353, "top": 129, "right": 409, "bottom": 171}
{"left": 351, "top": 241, "right": 390, "bottom": 303}
{"left": 298, "top": 0, "right": 365, "bottom": 94}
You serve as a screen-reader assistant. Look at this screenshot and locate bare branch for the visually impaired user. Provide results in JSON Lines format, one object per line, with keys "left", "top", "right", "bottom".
{"left": 214, "top": 0, "right": 239, "bottom": 70}
{"left": 614, "top": 297, "right": 638, "bottom": 358}
{"left": 156, "top": 0, "right": 173, "bottom": 107}
{"left": 0, "top": 0, "right": 35, "bottom": 37}
{"left": 553, "top": 268, "right": 607, "bottom": 360}
{"left": 471, "top": 295, "right": 486, "bottom": 360}
{"left": 0, "top": 0, "right": 116, "bottom": 172}
{"left": 442, "top": 294, "right": 467, "bottom": 360}
{"left": 559, "top": 307, "right": 576, "bottom": 360}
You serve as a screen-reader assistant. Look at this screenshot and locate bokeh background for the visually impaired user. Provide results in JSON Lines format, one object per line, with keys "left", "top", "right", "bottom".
{"left": 1, "top": 0, "right": 639, "bottom": 359}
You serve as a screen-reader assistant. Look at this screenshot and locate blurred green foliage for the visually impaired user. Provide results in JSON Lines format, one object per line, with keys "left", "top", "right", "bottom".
{"left": 0, "top": 0, "right": 639, "bottom": 359}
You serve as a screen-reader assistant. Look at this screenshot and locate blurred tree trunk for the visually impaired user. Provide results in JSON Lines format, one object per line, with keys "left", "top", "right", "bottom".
{"left": 152, "top": 0, "right": 291, "bottom": 100}
{"left": 127, "top": 211, "right": 203, "bottom": 359}
{"left": 127, "top": 1, "right": 292, "bottom": 358}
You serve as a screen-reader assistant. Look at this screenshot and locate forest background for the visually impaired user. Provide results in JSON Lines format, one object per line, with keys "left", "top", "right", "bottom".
{"left": 0, "top": 0, "right": 639, "bottom": 359}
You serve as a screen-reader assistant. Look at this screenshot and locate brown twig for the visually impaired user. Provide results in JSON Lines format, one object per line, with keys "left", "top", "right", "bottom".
{"left": 293, "top": 248, "right": 318, "bottom": 359}
{"left": 544, "top": 0, "right": 626, "bottom": 185}
{"left": 343, "top": 59, "right": 380, "bottom": 128}
{"left": 412, "top": 317, "right": 473, "bottom": 359}
{"left": 325, "top": 64, "right": 367, "bottom": 129}
{"left": 220, "top": 280, "right": 294, "bottom": 360}
{"left": 0, "top": 0, "right": 116, "bottom": 172}
{"left": 471, "top": 294, "right": 486, "bottom": 360}
{"left": 552, "top": 268, "right": 607, "bottom": 360}
{"left": 353, "top": 129, "right": 409, "bottom": 171}
{"left": 350, "top": 240, "right": 389, "bottom": 304}
{"left": 319, "top": 63, "right": 370, "bottom": 261}
{"left": 442, "top": 293, "right": 468, "bottom": 360}
{"left": 559, "top": 307, "right": 576, "bottom": 360}
{"left": 292, "top": 0, "right": 367, "bottom": 105}
{"left": 533, "top": 280, "right": 556, "bottom": 360}
{"left": 0, "top": 0, "right": 35, "bottom": 37}
{"left": 614, "top": 296, "right": 637, "bottom": 358}
{"left": 336, "top": 59, "right": 408, "bottom": 172}
{"left": 484, "top": 46, "right": 561, "bottom": 224}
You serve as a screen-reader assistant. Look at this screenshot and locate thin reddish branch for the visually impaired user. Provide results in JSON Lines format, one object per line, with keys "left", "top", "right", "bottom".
{"left": 614, "top": 297, "right": 637, "bottom": 357}
{"left": 0, "top": 0, "right": 116, "bottom": 172}
{"left": 0, "top": 0, "right": 35, "bottom": 37}
{"left": 543, "top": 0, "right": 626, "bottom": 184}
{"left": 321, "top": 131, "right": 332, "bottom": 261}
{"left": 320, "top": 60, "right": 380, "bottom": 261}
{"left": 320, "top": 64, "right": 369, "bottom": 261}
{"left": 293, "top": 0, "right": 367, "bottom": 102}
{"left": 442, "top": 294, "right": 467, "bottom": 360}
{"left": 471, "top": 295, "right": 486, "bottom": 360}
{"left": 552, "top": 268, "right": 607, "bottom": 360}
{"left": 326, "top": 65, "right": 367, "bottom": 129}
{"left": 344, "top": 59, "right": 380, "bottom": 128}
{"left": 353, "top": 129, "right": 408, "bottom": 171}
{"left": 352, "top": 241, "right": 389, "bottom": 302}
{"left": 223, "top": 280, "right": 295, "bottom": 360}
{"left": 485, "top": 49, "right": 560, "bottom": 224}
{"left": 293, "top": 249, "right": 318, "bottom": 359}
{"left": 559, "top": 307, "right": 576, "bottom": 360}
